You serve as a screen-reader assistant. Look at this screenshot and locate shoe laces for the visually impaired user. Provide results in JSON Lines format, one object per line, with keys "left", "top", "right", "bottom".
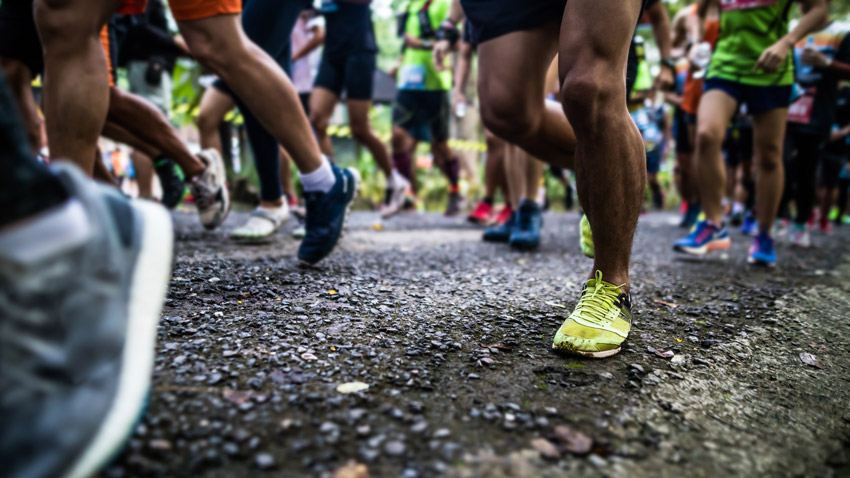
{"left": 572, "top": 271, "right": 627, "bottom": 328}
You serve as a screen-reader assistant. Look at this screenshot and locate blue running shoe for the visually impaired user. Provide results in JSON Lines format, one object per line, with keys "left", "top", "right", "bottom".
{"left": 748, "top": 232, "right": 777, "bottom": 266}
{"left": 673, "top": 220, "right": 731, "bottom": 255}
{"left": 509, "top": 199, "right": 542, "bottom": 250}
{"left": 678, "top": 203, "right": 701, "bottom": 229}
{"left": 483, "top": 211, "right": 516, "bottom": 242}
{"left": 740, "top": 214, "right": 758, "bottom": 236}
{"left": 297, "top": 165, "right": 359, "bottom": 265}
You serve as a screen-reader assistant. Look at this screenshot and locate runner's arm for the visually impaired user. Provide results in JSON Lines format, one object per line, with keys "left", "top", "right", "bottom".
{"left": 433, "top": 0, "right": 465, "bottom": 68}
{"left": 648, "top": 0, "right": 674, "bottom": 91}
{"left": 755, "top": 0, "right": 828, "bottom": 73}
{"left": 670, "top": 8, "right": 691, "bottom": 58}
{"left": 453, "top": 40, "right": 473, "bottom": 107}
{"left": 695, "top": 0, "right": 716, "bottom": 45}
{"left": 293, "top": 24, "right": 325, "bottom": 61}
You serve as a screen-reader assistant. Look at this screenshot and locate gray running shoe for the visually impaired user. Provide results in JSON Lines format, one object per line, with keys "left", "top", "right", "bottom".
{"left": 0, "top": 163, "right": 173, "bottom": 478}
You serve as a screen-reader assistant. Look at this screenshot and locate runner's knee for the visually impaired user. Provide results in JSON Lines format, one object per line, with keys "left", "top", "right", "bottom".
{"left": 479, "top": 91, "right": 536, "bottom": 143}
{"left": 34, "top": 0, "right": 100, "bottom": 46}
{"left": 695, "top": 124, "right": 725, "bottom": 151}
{"left": 309, "top": 110, "right": 329, "bottom": 133}
{"left": 560, "top": 70, "right": 619, "bottom": 126}
{"left": 349, "top": 122, "right": 371, "bottom": 142}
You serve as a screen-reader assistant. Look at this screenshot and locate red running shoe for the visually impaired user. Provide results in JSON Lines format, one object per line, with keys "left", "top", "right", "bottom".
{"left": 493, "top": 205, "right": 513, "bottom": 226}
{"left": 468, "top": 201, "right": 494, "bottom": 224}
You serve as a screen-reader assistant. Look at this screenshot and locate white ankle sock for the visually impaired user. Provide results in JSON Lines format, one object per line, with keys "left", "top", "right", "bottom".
{"left": 300, "top": 156, "right": 336, "bottom": 193}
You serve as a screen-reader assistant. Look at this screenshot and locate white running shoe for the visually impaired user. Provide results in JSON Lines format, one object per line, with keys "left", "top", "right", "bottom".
{"left": 231, "top": 202, "right": 290, "bottom": 240}
{"left": 789, "top": 228, "right": 811, "bottom": 248}
{"left": 381, "top": 174, "right": 411, "bottom": 219}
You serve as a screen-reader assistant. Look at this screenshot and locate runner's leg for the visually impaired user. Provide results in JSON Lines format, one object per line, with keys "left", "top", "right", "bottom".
{"left": 107, "top": 87, "right": 205, "bottom": 178}
{"left": 177, "top": 14, "right": 323, "bottom": 174}
{"left": 750, "top": 108, "right": 787, "bottom": 232}
{"left": 310, "top": 87, "right": 340, "bottom": 158}
{"left": 348, "top": 99, "right": 392, "bottom": 176}
{"left": 694, "top": 90, "right": 739, "bottom": 225}
{"left": 477, "top": 23, "right": 575, "bottom": 168}
{"left": 559, "top": 0, "right": 644, "bottom": 287}
{"left": 34, "top": 0, "right": 122, "bottom": 172}
{"left": 1, "top": 58, "right": 41, "bottom": 153}
{"left": 197, "top": 86, "right": 235, "bottom": 154}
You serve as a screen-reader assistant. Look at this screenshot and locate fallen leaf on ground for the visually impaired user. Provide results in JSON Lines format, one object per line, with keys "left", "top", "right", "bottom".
{"left": 553, "top": 425, "right": 593, "bottom": 455}
{"left": 222, "top": 389, "right": 252, "bottom": 405}
{"left": 800, "top": 352, "right": 824, "bottom": 369}
{"left": 336, "top": 382, "right": 370, "bottom": 394}
{"left": 371, "top": 223, "right": 384, "bottom": 231}
{"left": 652, "top": 299, "right": 679, "bottom": 308}
{"left": 531, "top": 438, "right": 561, "bottom": 460}
{"left": 333, "top": 460, "right": 369, "bottom": 478}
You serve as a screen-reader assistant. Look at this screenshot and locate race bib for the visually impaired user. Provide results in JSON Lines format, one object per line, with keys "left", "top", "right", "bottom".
{"left": 400, "top": 64, "right": 427, "bottom": 90}
{"left": 720, "top": 0, "right": 776, "bottom": 11}
{"left": 788, "top": 90, "right": 816, "bottom": 124}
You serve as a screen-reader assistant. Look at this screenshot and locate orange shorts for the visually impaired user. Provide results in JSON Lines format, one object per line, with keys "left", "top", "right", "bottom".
{"left": 117, "top": 0, "right": 241, "bottom": 21}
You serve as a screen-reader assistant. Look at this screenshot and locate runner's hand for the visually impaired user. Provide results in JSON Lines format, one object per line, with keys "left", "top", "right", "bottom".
{"left": 452, "top": 90, "right": 468, "bottom": 112}
{"left": 653, "top": 67, "right": 674, "bottom": 92}
{"left": 755, "top": 38, "right": 792, "bottom": 73}
{"left": 801, "top": 47, "right": 830, "bottom": 68}
{"left": 433, "top": 39, "right": 452, "bottom": 71}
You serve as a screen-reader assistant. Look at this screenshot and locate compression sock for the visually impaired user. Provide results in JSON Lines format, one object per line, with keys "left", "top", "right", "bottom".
{"left": 392, "top": 152, "right": 413, "bottom": 183}
{"left": 442, "top": 157, "right": 460, "bottom": 188}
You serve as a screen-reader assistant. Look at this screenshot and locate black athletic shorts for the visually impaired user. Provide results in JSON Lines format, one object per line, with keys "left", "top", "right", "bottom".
{"left": 673, "top": 107, "right": 691, "bottom": 154}
{"left": 314, "top": 52, "right": 375, "bottom": 100}
{"left": 392, "top": 90, "right": 450, "bottom": 143}
{"left": 462, "top": 0, "right": 654, "bottom": 44}
{"left": 0, "top": 0, "right": 43, "bottom": 75}
{"left": 819, "top": 154, "right": 845, "bottom": 189}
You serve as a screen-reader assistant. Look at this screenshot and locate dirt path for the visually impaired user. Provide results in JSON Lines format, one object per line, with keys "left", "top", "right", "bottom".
{"left": 103, "top": 211, "right": 850, "bottom": 478}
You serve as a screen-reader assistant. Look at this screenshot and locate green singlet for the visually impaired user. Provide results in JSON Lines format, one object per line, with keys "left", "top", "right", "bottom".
{"left": 708, "top": 0, "right": 795, "bottom": 86}
{"left": 398, "top": 0, "right": 453, "bottom": 91}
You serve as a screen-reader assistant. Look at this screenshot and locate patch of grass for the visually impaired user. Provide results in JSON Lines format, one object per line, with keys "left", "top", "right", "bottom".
{"left": 695, "top": 320, "right": 707, "bottom": 325}
{"left": 536, "top": 382, "right": 549, "bottom": 390}
{"left": 563, "top": 362, "right": 586, "bottom": 369}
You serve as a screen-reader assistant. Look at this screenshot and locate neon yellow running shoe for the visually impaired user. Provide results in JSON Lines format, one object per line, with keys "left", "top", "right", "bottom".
{"left": 553, "top": 271, "right": 631, "bottom": 358}
{"left": 579, "top": 214, "right": 594, "bottom": 258}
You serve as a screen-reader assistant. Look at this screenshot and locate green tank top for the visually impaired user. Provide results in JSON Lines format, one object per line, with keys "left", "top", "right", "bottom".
{"left": 708, "top": 0, "right": 795, "bottom": 86}
{"left": 398, "top": 0, "right": 453, "bottom": 91}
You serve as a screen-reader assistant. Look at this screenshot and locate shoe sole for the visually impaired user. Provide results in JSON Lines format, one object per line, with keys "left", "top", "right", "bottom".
{"left": 674, "top": 238, "right": 731, "bottom": 255}
{"left": 747, "top": 256, "right": 776, "bottom": 267}
{"left": 65, "top": 201, "right": 174, "bottom": 478}
{"left": 298, "top": 168, "right": 359, "bottom": 266}
{"left": 551, "top": 343, "right": 621, "bottom": 359}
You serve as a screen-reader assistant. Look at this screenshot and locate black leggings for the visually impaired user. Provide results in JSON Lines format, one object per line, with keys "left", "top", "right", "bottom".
{"left": 214, "top": 0, "right": 309, "bottom": 202}
{"left": 0, "top": 71, "right": 66, "bottom": 228}
{"left": 780, "top": 132, "right": 823, "bottom": 224}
